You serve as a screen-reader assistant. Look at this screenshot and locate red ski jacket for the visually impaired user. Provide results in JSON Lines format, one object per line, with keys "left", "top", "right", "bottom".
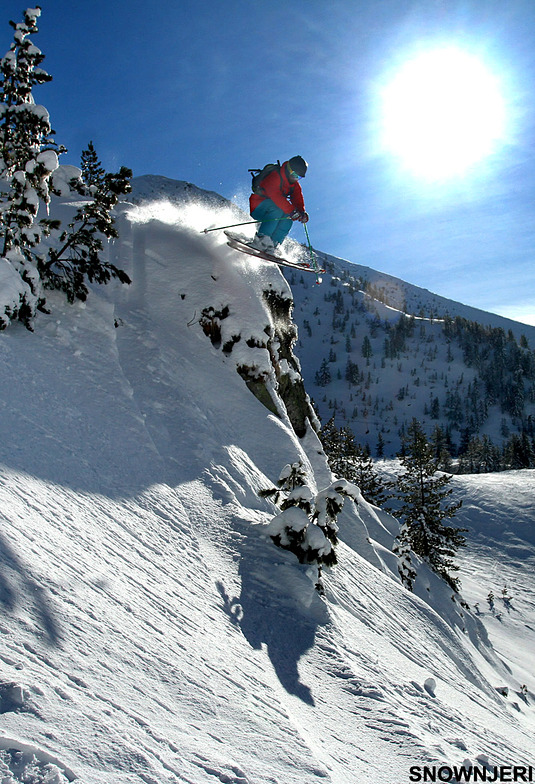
{"left": 249, "top": 161, "right": 305, "bottom": 215}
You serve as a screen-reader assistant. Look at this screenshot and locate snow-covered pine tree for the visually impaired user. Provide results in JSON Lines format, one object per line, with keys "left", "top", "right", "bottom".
{"left": 278, "top": 461, "right": 308, "bottom": 491}
{"left": 268, "top": 481, "right": 316, "bottom": 565}
{"left": 313, "top": 486, "right": 343, "bottom": 553}
{"left": 263, "top": 462, "right": 329, "bottom": 574}
{"left": 394, "top": 418, "right": 466, "bottom": 591}
{"left": 259, "top": 460, "right": 308, "bottom": 505}
{"left": 39, "top": 143, "right": 132, "bottom": 302}
{"left": 0, "top": 9, "right": 132, "bottom": 327}
{"left": 310, "top": 478, "right": 361, "bottom": 591}
{"left": 0, "top": 7, "right": 62, "bottom": 328}
{"left": 262, "top": 464, "right": 361, "bottom": 592}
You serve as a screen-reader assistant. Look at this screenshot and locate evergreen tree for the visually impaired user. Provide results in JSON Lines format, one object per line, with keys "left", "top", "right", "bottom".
{"left": 320, "top": 417, "right": 354, "bottom": 479}
{"left": 430, "top": 424, "right": 452, "bottom": 470}
{"left": 331, "top": 427, "right": 351, "bottom": 477}
{"left": 278, "top": 461, "right": 308, "bottom": 492}
{"left": 319, "top": 416, "right": 342, "bottom": 464}
{"left": 394, "top": 419, "right": 466, "bottom": 590}
{"left": 320, "top": 418, "right": 391, "bottom": 506}
{"left": 376, "top": 431, "right": 385, "bottom": 458}
{"left": 261, "top": 463, "right": 360, "bottom": 592}
{"left": 80, "top": 140, "right": 106, "bottom": 188}
{"left": 315, "top": 358, "right": 332, "bottom": 387}
{"left": 361, "top": 334, "right": 373, "bottom": 364}
{"left": 0, "top": 7, "right": 62, "bottom": 327}
{"left": 504, "top": 431, "right": 535, "bottom": 469}
{"left": 393, "top": 521, "right": 417, "bottom": 591}
{"left": 39, "top": 143, "right": 132, "bottom": 302}
{"left": 258, "top": 460, "right": 308, "bottom": 505}
{"left": 0, "top": 10, "right": 131, "bottom": 328}
{"left": 345, "top": 358, "right": 360, "bottom": 385}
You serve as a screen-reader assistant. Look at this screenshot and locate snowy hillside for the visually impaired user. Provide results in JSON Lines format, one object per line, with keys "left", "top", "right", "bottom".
{"left": 1, "top": 180, "right": 535, "bottom": 783}
{"left": 286, "top": 253, "right": 535, "bottom": 458}
{"left": 306, "top": 251, "right": 535, "bottom": 342}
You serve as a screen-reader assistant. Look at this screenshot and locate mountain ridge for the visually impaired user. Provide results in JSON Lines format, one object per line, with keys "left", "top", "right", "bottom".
{"left": 129, "top": 175, "right": 535, "bottom": 341}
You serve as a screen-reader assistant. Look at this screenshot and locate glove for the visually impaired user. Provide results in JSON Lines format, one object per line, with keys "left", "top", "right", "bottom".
{"left": 290, "top": 210, "right": 301, "bottom": 221}
{"left": 298, "top": 211, "right": 309, "bottom": 223}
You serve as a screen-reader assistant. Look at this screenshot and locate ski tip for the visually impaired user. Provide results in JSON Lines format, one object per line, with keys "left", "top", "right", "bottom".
{"left": 315, "top": 277, "right": 323, "bottom": 285}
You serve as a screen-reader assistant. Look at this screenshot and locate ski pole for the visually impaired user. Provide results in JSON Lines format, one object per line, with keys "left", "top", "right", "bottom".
{"left": 303, "top": 222, "right": 322, "bottom": 283}
{"left": 201, "top": 219, "right": 260, "bottom": 234}
{"left": 201, "top": 216, "right": 293, "bottom": 234}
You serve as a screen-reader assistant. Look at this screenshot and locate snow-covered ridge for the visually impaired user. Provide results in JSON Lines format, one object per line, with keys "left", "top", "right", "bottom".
{"left": 129, "top": 175, "right": 535, "bottom": 342}
{"left": 0, "top": 177, "right": 534, "bottom": 782}
{"left": 130, "top": 174, "right": 235, "bottom": 212}
{"left": 307, "top": 249, "right": 535, "bottom": 342}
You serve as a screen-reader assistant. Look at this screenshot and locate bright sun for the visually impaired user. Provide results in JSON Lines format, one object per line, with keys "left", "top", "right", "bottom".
{"left": 380, "top": 46, "right": 506, "bottom": 180}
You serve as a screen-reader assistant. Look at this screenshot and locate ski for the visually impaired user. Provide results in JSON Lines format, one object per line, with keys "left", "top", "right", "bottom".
{"left": 225, "top": 231, "right": 324, "bottom": 282}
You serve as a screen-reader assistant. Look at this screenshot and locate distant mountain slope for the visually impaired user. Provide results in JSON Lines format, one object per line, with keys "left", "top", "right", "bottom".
{"left": 314, "top": 250, "right": 535, "bottom": 341}
{"left": 288, "top": 256, "right": 535, "bottom": 457}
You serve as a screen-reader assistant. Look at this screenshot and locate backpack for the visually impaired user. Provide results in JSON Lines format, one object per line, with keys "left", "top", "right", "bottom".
{"left": 249, "top": 161, "right": 282, "bottom": 195}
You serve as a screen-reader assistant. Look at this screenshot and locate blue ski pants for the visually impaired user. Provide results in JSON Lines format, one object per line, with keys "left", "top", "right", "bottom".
{"left": 251, "top": 200, "right": 292, "bottom": 246}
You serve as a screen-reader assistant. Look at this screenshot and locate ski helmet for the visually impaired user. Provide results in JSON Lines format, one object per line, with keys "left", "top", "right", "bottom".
{"left": 288, "top": 155, "right": 308, "bottom": 178}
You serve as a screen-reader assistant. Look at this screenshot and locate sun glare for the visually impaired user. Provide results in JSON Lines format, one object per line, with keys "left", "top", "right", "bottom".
{"left": 380, "top": 47, "right": 506, "bottom": 180}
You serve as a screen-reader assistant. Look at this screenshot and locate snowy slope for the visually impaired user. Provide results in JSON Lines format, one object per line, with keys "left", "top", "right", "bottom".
{"left": 453, "top": 471, "right": 535, "bottom": 701}
{"left": 1, "top": 186, "right": 534, "bottom": 783}
{"left": 287, "top": 254, "right": 535, "bottom": 456}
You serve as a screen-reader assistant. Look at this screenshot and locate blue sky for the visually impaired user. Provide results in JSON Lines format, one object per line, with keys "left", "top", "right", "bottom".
{"left": 4, "top": 0, "right": 535, "bottom": 324}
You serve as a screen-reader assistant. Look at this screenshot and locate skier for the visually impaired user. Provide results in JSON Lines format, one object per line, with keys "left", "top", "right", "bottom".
{"left": 249, "top": 156, "right": 309, "bottom": 254}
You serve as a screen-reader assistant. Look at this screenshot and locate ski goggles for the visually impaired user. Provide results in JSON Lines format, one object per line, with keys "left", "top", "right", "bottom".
{"left": 288, "top": 167, "right": 302, "bottom": 181}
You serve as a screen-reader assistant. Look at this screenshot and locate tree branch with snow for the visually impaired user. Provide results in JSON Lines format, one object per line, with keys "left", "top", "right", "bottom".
{"left": 261, "top": 462, "right": 361, "bottom": 592}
